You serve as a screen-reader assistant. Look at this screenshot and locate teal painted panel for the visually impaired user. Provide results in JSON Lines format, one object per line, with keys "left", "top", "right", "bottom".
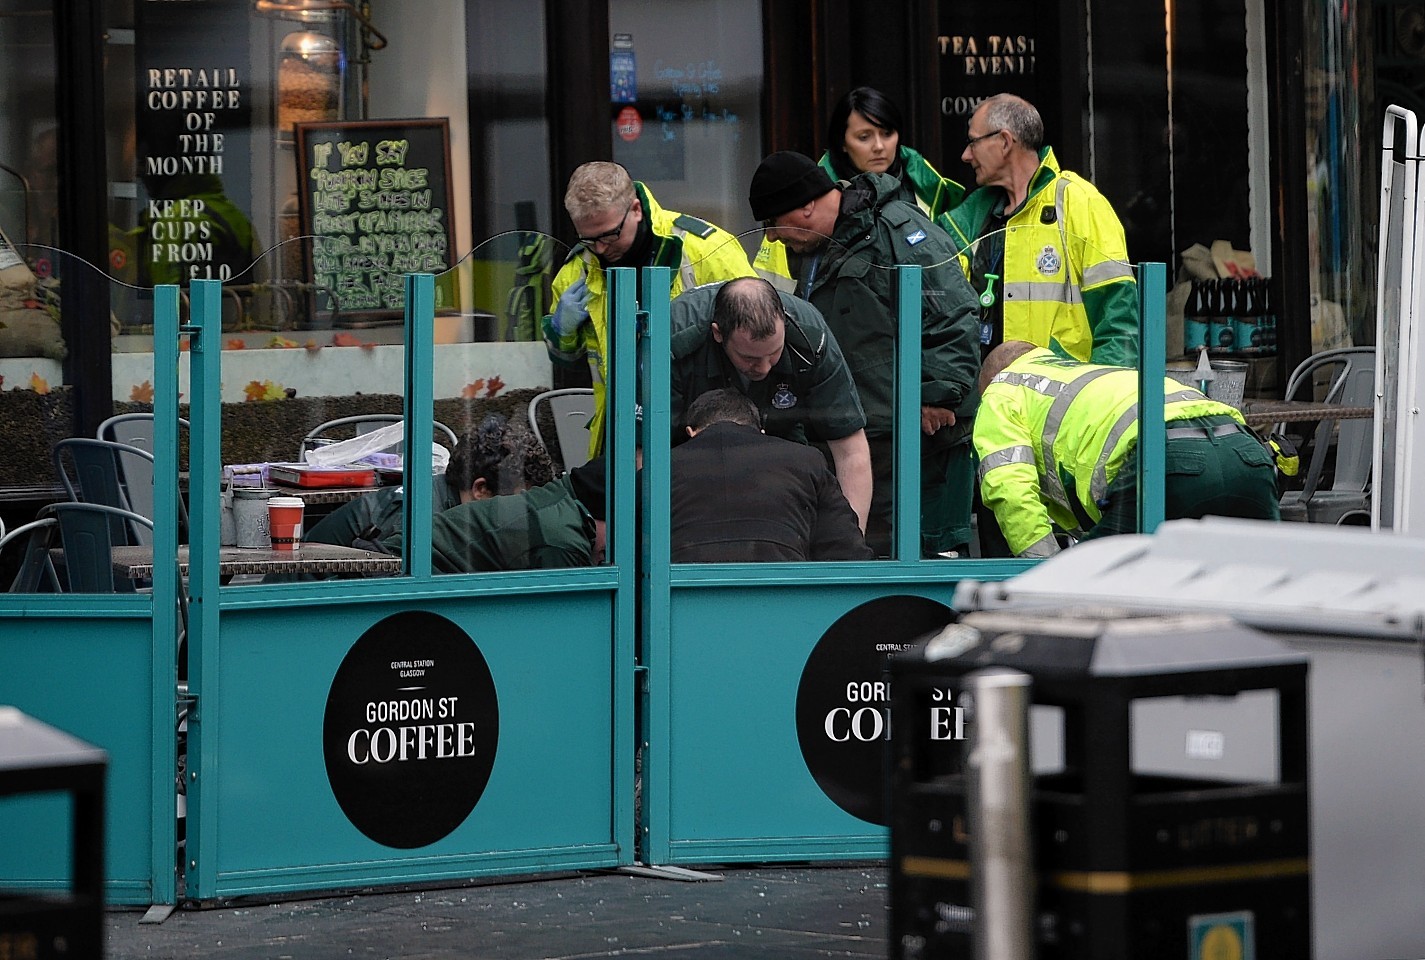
{"left": 0, "top": 616, "right": 157, "bottom": 903}
{"left": 662, "top": 581, "right": 958, "bottom": 861}
{"left": 0, "top": 793, "right": 74, "bottom": 884}
{"left": 194, "top": 592, "right": 623, "bottom": 895}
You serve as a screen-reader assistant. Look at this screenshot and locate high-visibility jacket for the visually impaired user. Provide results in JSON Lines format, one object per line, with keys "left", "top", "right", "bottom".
{"left": 752, "top": 145, "right": 963, "bottom": 292}
{"left": 941, "top": 148, "right": 1139, "bottom": 366}
{"left": 973, "top": 348, "right": 1243, "bottom": 557}
{"left": 543, "top": 183, "right": 755, "bottom": 456}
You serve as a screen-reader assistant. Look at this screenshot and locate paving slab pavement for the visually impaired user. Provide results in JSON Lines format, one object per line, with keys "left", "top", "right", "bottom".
{"left": 104, "top": 865, "right": 891, "bottom": 959}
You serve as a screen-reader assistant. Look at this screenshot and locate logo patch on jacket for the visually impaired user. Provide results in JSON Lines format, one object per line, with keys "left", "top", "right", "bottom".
{"left": 904, "top": 229, "right": 927, "bottom": 246}
{"left": 1036, "top": 245, "right": 1061, "bottom": 275}
{"left": 772, "top": 383, "right": 798, "bottom": 409}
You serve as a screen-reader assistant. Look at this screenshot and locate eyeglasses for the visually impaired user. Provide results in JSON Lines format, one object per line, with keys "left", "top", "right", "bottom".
{"left": 577, "top": 203, "right": 633, "bottom": 246}
{"left": 964, "top": 129, "right": 1002, "bottom": 151}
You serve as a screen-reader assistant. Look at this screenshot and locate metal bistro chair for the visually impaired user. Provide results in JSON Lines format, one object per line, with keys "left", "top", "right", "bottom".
{"left": 1275, "top": 347, "right": 1375, "bottom": 524}
{"left": 40, "top": 502, "right": 148, "bottom": 594}
{"left": 53, "top": 437, "right": 183, "bottom": 547}
{"left": 39, "top": 501, "right": 188, "bottom": 640}
{"left": 298, "top": 415, "right": 459, "bottom": 461}
{"left": 0, "top": 516, "right": 61, "bottom": 593}
{"left": 97, "top": 413, "right": 191, "bottom": 546}
{"left": 527, "top": 388, "right": 596, "bottom": 471}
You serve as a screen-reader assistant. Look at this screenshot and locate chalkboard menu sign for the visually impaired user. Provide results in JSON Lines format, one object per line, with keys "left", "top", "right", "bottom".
{"left": 294, "top": 118, "right": 455, "bottom": 319}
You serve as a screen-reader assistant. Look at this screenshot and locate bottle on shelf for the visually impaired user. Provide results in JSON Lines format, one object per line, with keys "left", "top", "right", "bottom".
{"left": 1208, "top": 279, "right": 1236, "bottom": 355}
{"left": 1233, "top": 277, "right": 1262, "bottom": 355}
{"left": 1184, "top": 279, "right": 1208, "bottom": 355}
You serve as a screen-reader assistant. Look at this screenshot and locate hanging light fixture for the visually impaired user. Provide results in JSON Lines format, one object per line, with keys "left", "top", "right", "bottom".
{"left": 256, "top": 0, "right": 386, "bottom": 133}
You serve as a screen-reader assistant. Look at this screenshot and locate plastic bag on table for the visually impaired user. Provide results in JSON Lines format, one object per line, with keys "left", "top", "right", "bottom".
{"left": 303, "top": 422, "right": 450, "bottom": 474}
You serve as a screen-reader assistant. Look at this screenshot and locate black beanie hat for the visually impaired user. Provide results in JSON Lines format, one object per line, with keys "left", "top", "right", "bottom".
{"left": 567, "top": 458, "right": 607, "bottom": 521}
{"left": 749, "top": 151, "right": 834, "bottom": 222}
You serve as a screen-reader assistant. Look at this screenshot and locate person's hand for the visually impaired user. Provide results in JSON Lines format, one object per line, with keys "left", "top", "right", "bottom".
{"left": 921, "top": 405, "right": 957, "bottom": 435}
{"left": 550, "top": 276, "right": 590, "bottom": 335}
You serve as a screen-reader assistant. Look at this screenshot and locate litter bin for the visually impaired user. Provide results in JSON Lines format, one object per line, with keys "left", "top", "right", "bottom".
{"left": 888, "top": 609, "right": 1311, "bottom": 960}
{"left": 0, "top": 708, "right": 107, "bottom": 959}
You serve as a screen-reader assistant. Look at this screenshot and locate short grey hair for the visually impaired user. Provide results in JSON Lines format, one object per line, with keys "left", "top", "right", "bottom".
{"left": 979, "top": 94, "right": 1043, "bottom": 152}
{"left": 564, "top": 162, "right": 636, "bottom": 222}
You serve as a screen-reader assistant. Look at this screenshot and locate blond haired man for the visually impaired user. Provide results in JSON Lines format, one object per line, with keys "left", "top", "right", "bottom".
{"left": 544, "top": 162, "right": 755, "bottom": 456}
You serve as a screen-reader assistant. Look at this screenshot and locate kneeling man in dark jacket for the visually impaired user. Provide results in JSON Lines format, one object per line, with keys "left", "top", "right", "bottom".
{"left": 671, "top": 389, "right": 873, "bottom": 562}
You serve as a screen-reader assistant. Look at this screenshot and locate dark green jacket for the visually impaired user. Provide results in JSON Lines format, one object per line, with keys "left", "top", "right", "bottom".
{"left": 801, "top": 173, "right": 981, "bottom": 450}
{"left": 304, "top": 476, "right": 459, "bottom": 548}
{"left": 381, "top": 477, "right": 594, "bottom": 573}
{"left": 669, "top": 281, "right": 866, "bottom": 444}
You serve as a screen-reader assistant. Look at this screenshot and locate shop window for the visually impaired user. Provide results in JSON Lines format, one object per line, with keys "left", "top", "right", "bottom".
{"left": 607, "top": 0, "right": 764, "bottom": 257}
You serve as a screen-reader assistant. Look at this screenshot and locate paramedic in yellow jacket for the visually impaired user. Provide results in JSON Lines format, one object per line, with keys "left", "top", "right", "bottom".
{"left": 973, "top": 342, "right": 1279, "bottom": 558}
{"left": 543, "top": 162, "right": 756, "bottom": 456}
{"left": 943, "top": 94, "right": 1139, "bottom": 366}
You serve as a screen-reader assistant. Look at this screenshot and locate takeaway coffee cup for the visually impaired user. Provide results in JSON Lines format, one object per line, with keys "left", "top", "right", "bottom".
{"left": 233, "top": 487, "right": 275, "bottom": 548}
{"left": 268, "top": 496, "right": 305, "bottom": 551}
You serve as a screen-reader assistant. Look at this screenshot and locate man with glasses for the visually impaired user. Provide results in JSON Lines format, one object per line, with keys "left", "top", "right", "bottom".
{"left": 941, "top": 93, "right": 1138, "bottom": 367}
{"left": 544, "top": 162, "right": 755, "bottom": 458}
{"left": 940, "top": 94, "right": 1139, "bottom": 558}
{"left": 748, "top": 151, "right": 980, "bottom": 558}
{"left": 668, "top": 277, "right": 872, "bottom": 532}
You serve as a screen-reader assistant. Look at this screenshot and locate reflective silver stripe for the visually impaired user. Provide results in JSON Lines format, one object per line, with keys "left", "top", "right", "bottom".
{"left": 992, "top": 371, "right": 1066, "bottom": 397}
{"left": 977, "top": 444, "right": 1035, "bottom": 482}
{"left": 1089, "top": 404, "right": 1140, "bottom": 503}
{"left": 755, "top": 267, "right": 798, "bottom": 293}
{"left": 1018, "top": 533, "right": 1061, "bottom": 558}
{"left": 1083, "top": 259, "right": 1134, "bottom": 286}
{"left": 1003, "top": 280, "right": 1084, "bottom": 305}
{"left": 1039, "top": 367, "right": 1118, "bottom": 506}
{"left": 672, "top": 226, "right": 698, "bottom": 291}
{"left": 1165, "top": 389, "right": 1204, "bottom": 405}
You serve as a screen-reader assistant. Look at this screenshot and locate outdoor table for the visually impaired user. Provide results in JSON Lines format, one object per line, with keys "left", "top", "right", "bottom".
{"left": 107, "top": 543, "right": 401, "bottom": 580}
{"left": 1240, "top": 399, "right": 1374, "bottom": 428}
{"left": 269, "top": 484, "right": 385, "bottom": 506}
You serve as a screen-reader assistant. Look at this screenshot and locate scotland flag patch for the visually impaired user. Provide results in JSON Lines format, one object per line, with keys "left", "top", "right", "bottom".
{"left": 905, "top": 229, "right": 927, "bottom": 246}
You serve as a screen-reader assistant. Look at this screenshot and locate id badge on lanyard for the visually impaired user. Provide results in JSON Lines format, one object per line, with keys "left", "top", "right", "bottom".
{"left": 978, "top": 272, "right": 999, "bottom": 345}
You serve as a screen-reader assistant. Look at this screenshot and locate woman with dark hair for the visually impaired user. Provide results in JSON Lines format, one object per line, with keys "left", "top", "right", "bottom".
{"left": 754, "top": 86, "right": 963, "bottom": 289}
{"left": 823, "top": 87, "right": 961, "bottom": 217}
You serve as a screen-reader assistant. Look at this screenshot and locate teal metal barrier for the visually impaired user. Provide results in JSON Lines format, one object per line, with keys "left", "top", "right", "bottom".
{"left": 179, "top": 274, "right": 635, "bottom": 900}
{"left": 0, "top": 279, "right": 181, "bottom": 907}
{"left": 1137, "top": 262, "right": 1168, "bottom": 533}
{"left": 638, "top": 265, "right": 1032, "bottom": 866}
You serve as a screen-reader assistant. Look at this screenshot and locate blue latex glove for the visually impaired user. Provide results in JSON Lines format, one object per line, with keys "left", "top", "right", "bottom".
{"left": 550, "top": 275, "right": 590, "bottom": 336}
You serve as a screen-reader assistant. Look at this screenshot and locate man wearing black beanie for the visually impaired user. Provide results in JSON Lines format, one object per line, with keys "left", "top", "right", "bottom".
{"left": 748, "top": 151, "right": 981, "bottom": 558}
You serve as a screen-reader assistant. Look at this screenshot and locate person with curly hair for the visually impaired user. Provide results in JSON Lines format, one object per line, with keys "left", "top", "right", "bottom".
{"left": 304, "top": 414, "right": 551, "bottom": 549}
{"left": 378, "top": 416, "right": 607, "bottom": 573}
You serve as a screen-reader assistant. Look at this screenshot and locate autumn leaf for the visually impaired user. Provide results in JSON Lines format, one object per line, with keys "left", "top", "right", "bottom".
{"left": 267, "top": 335, "right": 299, "bottom": 349}
{"left": 29, "top": 372, "right": 49, "bottom": 395}
{"left": 130, "top": 380, "right": 155, "bottom": 403}
{"left": 359, "top": 341, "right": 375, "bottom": 353}
{"left": 242, "top": 379, "right": 287, "bottom": 402}
{"left": 331, "top": 332, "right": 364, "bottom": 347}
{"left": 485, "top": 375, "right": 505, "bottom": 397}
{"left": 461, "top": 379, "right": 486, "bottom": 399}
{"left": 225, "top": 339, "right": 246, "bottom": 350}
{"left": 304, "top": 339, "right": 321, "bottom": 354}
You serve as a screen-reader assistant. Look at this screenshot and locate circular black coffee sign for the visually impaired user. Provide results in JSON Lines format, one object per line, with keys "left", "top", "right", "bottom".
{"left": 795, "top": 595, "right": 954, "bottom": 825}
{"left": 324, "top": 611, "right": 499, "bottom": 848}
